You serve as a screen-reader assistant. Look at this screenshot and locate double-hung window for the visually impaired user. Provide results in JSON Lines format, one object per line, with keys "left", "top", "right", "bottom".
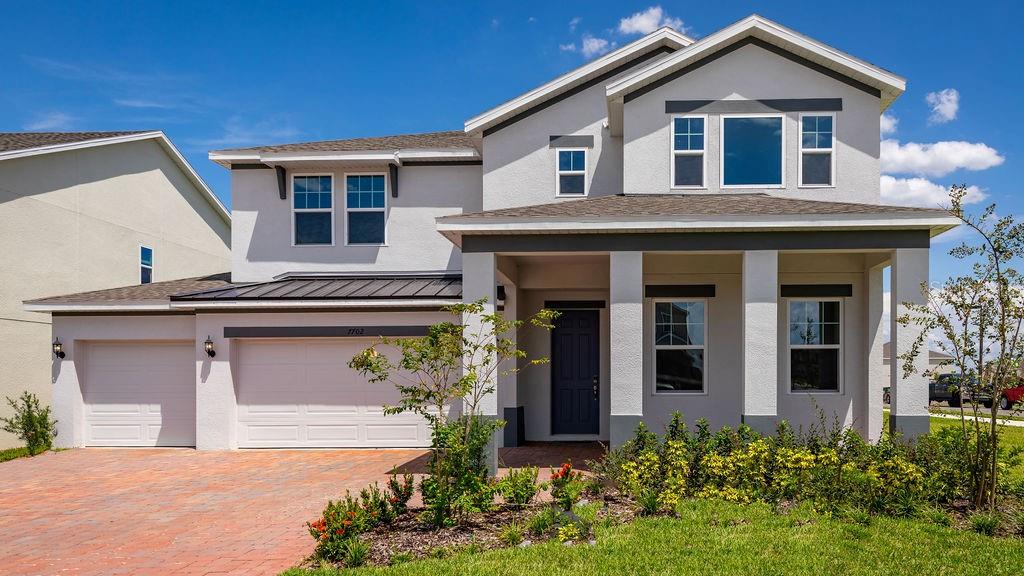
{"left": 654, "top": 300, "right": 706, "bottom": 393}
{"left": 800, "top": 114, "right": 834, "bottom": 187}
{"left": 555, "top": 149, "right": 587, "bottom": 196}
{"left": 345, "top": 174, "right": 386, "bottom": 245}
{"left": 293, "top": 175, "right": 334, "bottom": 245}
{"left": 788, "top": 300, "right": 841, "bottom": 392}
{"left": 721, "top": 114, "right": 784, "bottom": 187}
{"left": 671, "top": 115, "right": 705, "bottom": 188}
{"left": 140, "top": 246, "right": 153, "bottom": 284}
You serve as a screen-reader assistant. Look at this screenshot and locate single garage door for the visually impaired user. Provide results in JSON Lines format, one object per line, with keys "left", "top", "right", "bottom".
{"left": 84, "top": 342, "right": 196, "bottom": 447}
{"left": 236, "top": 339, "right": 430, "bottom": 448}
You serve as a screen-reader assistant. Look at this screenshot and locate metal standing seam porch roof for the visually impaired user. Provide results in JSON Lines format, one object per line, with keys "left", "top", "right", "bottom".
{"left": 170, "top": 274, "right": 463, "bottom": 302}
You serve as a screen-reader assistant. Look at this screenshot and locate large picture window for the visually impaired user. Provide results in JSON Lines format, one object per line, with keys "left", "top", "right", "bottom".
{"left": 654, "top": 300, "right": 706, "bottom": 393}
{"left": 721, "top": 115, "right": 784, "bottom": 187}
{"left": 671, "top": 115, "right": 705, "bottom": 188}
{"left": 345, "top": 174, "right": 386, "bottom": 245}
{"left": 789, "top": 300, "right": 841, "bottom": 392}
{"left": 293, "top": 175, "right": 334, "bottom": 246}
{"left": 800, "top": 113, "right": 834, "bottom": 187}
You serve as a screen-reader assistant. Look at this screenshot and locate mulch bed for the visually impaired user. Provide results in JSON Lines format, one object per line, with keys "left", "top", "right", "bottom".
{"left": 304, "top": 493, "right": 637, "bottom": 568}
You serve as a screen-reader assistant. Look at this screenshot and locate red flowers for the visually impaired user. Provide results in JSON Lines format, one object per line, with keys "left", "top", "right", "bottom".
{"left": 551, "top": 462, "right": 573, "bottom": 481}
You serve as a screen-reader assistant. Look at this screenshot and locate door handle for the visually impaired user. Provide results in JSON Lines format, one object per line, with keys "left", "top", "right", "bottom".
{"left": 592, "top": 375, "right": 599, "bottom": 399}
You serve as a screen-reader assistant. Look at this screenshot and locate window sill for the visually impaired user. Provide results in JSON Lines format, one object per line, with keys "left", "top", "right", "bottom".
{"left": 669, "top": 186, "right": 708, "bottom": 191}
{"left": 721, "top": 184, "right": 786, "bottom": 189}
{"left": 797, "top": 184, "right": 836, "bottom": 189}
{"left": 652, "top": 389, "right": 709, "bottom": 396}
{"left": 554, "top": 193, "right": 589, "bottom": 199}
{"left": 788, "top": 389, "right": 843, "bottom": 395}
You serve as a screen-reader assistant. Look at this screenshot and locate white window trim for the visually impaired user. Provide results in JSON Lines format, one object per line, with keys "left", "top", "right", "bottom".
{"left": 291, "top": 173, "right": 336, "bottom": 247}
{"left": 719, "top": 113, "right": 786, "bottom": 189}
{"left": 139, "top": 244, "right": 153, "bottom": 284}
{"left": 670, "top": 114, "right": 708, "bottom": 190}
{"left": 786, "top": 297, "right": 843, "bottom": 395}
{"left": 343, "top": 172, "right": 388, "bottom": 247}
{"left": 797, "top": 112, "right": 836, "bottom": 189}
{"left": 554, "top": 148, "right": 588, "bottom": 197}
{"left": 651, "top": 297, "right": 709, "bottom": 395}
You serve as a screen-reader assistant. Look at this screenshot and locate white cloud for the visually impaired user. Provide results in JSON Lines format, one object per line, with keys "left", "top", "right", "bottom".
{"left": 559, "top": 43, "right": 577, "bottom": 52}
{"left": 490, "top": 18, "right": 500, "bottom": 28}
{"left": 24, "top": 111, "right": 74, "bottom": 130}
{"left": 925, "top": 88, "right": 959, "bottom": 124}
{"left": 569, "top": 16, "right": 581, "bottom": 32}
{"left": 581, "top": 35, "right": 612, "bottom": 58}
{"left": 880, "top": 139, "right": 1004, "bottom": 177}
{"left": 880, "top": 175, "right": 986, "bottom": 208}
{"left": 528, "top": 16, "right": 536, "bottom": 23}
{"left": 618, "top": 6, "right": 684, "bottom": 35}
{"left": 880, "top": 113, "right": 898, "bottom": 135}
{"left": 114, "top": 98, "right": 174, "bottom": 109}
{"left": 186, "top": 116, "right": 300, "bottom": 150}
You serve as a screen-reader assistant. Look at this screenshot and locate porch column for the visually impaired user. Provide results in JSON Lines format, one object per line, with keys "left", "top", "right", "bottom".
{"left": 462, "top": 251, "right": 499, "bottom": 471}
{"left": 742, "top": 250, "right": 778, "bottom": 434}
{"left": 496, "top": 255, "right": 521, "bottom": 447}
{"left": 864, "top": 257, "right": 888, "bottom": 442}
{"left": 889, "top": 248, "right": 930, "bottom": 438}
{"left": 609, "top": 251, "right": 644, "bottom": 447}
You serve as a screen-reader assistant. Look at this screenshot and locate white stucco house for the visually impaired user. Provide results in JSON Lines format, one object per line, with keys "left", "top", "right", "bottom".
{"left": 26, "top": 15, "right": 957, "bottom": 452}
{"left": 1, "top": 131, "right": 230, "bottom": 448}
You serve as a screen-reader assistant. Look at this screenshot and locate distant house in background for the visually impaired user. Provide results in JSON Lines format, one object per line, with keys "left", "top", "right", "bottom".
{"left": 0, "top": 131, "right": 230, "bottom": 448}
{"left": 882, "top": 341, "right": 955, "bottom": 375}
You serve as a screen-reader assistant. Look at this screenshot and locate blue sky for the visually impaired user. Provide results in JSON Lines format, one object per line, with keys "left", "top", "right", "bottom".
{"left": 1, "top": 1, "right": 1020, "bottom": 284}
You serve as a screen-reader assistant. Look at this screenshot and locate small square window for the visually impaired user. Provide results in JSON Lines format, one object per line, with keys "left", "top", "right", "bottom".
{"left": 294, "top": 212, "right": 332, "bottom": 245}
{"left": 347, "top": 211, "right": 385, "bottom": 245}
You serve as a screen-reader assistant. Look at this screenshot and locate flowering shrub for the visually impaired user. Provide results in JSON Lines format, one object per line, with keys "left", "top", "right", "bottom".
{"left": 596, "top": 411, "right": 980, "bottom": 520}
{"left": 497, "top": 466, "right": 539, "bottom": 506}
{"left": 306, "top": 480, "right": 410, "bottom": 562}
{"left": 549, "top": 462, "right": 586, "bottom": 511}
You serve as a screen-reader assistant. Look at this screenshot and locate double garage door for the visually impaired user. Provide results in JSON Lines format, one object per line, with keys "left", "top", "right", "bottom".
{"left": 236, "top": 339, "right": 430, "bottom": 448}
{"left": 82, "top": 339, "right": 429, "bottom": 448}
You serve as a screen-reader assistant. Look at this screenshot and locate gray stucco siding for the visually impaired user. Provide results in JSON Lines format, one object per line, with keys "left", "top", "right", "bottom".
{"left": 622, "top": 43, "right": 881, "bottom": 203}
{"left": 230, "top": 164, "right": 482, "bottom": 282}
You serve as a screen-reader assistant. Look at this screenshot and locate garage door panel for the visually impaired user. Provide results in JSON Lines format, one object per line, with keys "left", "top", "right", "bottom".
{"left": 237, "top": 339, "right": 430, "bottom": 448}
{"left": 84, "top": 342, "right": 195, "bottom": 447}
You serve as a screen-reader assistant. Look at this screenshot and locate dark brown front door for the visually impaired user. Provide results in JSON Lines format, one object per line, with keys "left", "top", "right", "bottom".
{"left": 551, "top": 309, "right": 599, "bottom": 435}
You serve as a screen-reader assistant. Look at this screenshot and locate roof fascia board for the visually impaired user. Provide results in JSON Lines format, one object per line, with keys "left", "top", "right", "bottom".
{"left": 464, "top": 28, "right": 691, "bottom": 135}
{"left": 436, "top": 215, "right": 961, "bottom": 233}
{"left": 0, "top": 131, "right": 163, "bottom": 162}
{"left": 168, "top": 298, "right": 460, "bottom": 309}
{"left": 606, "top": 15, "right": 905, "bottom": 109}
{"left": 216, "top": 148, "right": 480, "bottom": 166}
{"left": 23, "top": 301, "right": 175, "bottom": 313}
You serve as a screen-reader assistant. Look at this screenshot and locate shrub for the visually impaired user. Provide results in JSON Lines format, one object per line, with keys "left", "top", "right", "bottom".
{"left": 970, "top": 512, "right": 1000, "bottom": 536}
{"left": 549, "top": 462, "right": 586, "bottom": 511}
{"left": 556, "top": 522, "right": 581, "bottom": 543}
{"left": 498, "top": 520, "right": 525, "bottom": 546}
{"left": 386, "top": 474, "right": 414, "bottom": 516}
{"left": 342, "top": 539, "right": 370, "bottom": 567}
{"left": 498, "top": 467, "right": 539, "bottom": 506}
{"left": 1, "top": 392, "right": 57, "bottom": 455}
{"left": 526, "top": 506, "right": 559, "bottom": 535}
{"left": 418, "top": 415, "right": 500, "bottom": 527}
{"left": 306, "top": 479, "right": 410, "bottom": 562}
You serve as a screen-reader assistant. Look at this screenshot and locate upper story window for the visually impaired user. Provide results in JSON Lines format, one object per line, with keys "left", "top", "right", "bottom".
{"left": 345, "top": 174, "right": 386, "bottom": 245}
{"left": 671, "top": 115, "right": 705, "bottom": 188}
{"left": 654, "top": 300, "right": 706, "bottom": 393}
{"left": 293, "top": 175, "right": 334, "bottom": 246}
{"left": 788, "top": 299, "right": 841, "bottom": 392}
{"left": 555, "top": 149, "right": 587, "bottom": 196}
{"left": 140, "top": 246, "right": 153, "bottom": 284}
{"left": 721, "top": 114, "right": 784, "bottom": 188}
{"left": 799, "top": 114, "right": 835, "bottom": 187}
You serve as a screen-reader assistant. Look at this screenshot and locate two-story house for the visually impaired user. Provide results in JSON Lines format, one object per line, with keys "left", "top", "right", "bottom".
{"left": 1, "top": 131, "right": 230, "bottom": 448}
{"left": 28, "top": 15, "right": 957, "bottom": 452}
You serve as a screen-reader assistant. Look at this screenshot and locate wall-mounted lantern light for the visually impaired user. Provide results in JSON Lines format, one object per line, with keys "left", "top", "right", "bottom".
{"left": 52, "top": 338, "right": 65, "bottom": 359}
{"left": 204, "top": 336, "right": 216, "bottom": 358}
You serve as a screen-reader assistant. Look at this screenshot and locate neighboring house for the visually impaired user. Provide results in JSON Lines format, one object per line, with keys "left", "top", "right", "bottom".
{"left": 2, "top": 131, "right": 230, "bottom": 448}
{"left": 26, "top": 15, "right": 956, "bottom": 453}
{"left": 882, "top": 341, "right": 956, "bottom": 375}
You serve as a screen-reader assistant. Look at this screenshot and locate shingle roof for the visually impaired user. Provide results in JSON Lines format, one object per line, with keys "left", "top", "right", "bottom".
{"left": 213, "top": 130, "right": 478, "bottom": 154}
{"left": 25, "top": 273, "right": 233, "bottom": 305}
{"left": 0, "top": 131, "right": 151, "bottom": 154}
{"left": 171, "top": 275, "right": 463, "bottom": 301}
{"left": 440, "top": 194, "right": 951, "bottom": 221}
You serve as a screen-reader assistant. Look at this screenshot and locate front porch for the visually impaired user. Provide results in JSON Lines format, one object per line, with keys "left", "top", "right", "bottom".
{"left": 464, "top": 247, "right": 932, "bottom": 448}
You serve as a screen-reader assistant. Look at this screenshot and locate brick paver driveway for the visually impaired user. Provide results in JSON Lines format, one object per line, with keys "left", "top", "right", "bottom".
{"left": 0, "top": 448, "right": 426, "bottom": 576}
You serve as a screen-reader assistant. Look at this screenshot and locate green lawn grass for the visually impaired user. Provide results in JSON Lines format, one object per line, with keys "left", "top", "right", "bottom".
{"left": 0, "top": 446, "right": 30, "bottom": 462}
{"left": 283, "top": 499, "right": 1024, "bottom": 576}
